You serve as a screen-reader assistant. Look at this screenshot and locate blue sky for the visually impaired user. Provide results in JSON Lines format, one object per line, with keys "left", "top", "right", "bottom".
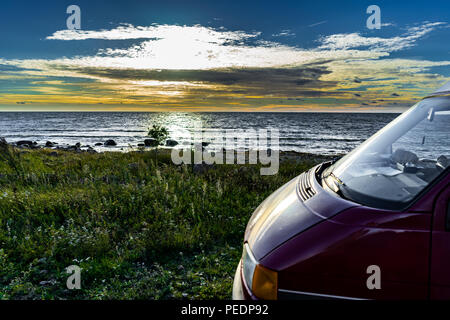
{"left": 0, "top": 0, "right": 449, "bottom": 111}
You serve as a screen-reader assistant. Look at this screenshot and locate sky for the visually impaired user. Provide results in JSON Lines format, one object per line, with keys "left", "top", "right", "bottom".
{"left": 0, "top": 0, "right": 449, "bottom": 112}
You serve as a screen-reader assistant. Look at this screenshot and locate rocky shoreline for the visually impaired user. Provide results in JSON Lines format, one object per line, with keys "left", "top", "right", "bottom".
{"left": 1, "top": 136, "right": 340, "bottom": 165}
{"left": 1, "top": 137, "right": 181, "bottom": 154}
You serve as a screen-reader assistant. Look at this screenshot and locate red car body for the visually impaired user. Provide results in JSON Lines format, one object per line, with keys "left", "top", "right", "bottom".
{"left": 233, "top": 165, "right": 449, "bottom": 300}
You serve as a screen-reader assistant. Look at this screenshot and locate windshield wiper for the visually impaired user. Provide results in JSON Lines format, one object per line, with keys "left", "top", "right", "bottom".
{"left": 322, "top": 170, "right": 346, "bottom": 193}
{"left": 329, "top": 172, "right": 345, "bottom": 186}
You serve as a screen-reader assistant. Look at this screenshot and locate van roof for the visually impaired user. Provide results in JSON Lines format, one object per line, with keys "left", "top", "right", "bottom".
{"left": 431, "top": 81, "right": 450, "bottom": 95}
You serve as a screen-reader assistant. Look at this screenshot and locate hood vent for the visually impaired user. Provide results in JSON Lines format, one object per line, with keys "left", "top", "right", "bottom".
{"left": 297, "top": 170, "right": 316, "bottom": 202}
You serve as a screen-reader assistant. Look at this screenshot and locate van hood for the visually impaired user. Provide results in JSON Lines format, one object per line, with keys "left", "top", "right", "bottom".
{"left": 245, "top": 164, "right": 359, "bottom": 260}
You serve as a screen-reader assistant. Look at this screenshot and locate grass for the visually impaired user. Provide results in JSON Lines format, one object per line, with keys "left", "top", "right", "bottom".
{"left": 0, "top": 146, "right": 330, "bottom": 299}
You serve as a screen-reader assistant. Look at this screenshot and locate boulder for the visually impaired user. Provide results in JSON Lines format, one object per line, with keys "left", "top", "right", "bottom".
{"left": 144, "top": 138, "right": 159, "bottom": 147}
{"left": 16, "top": 140, "right": 33, "bottom": 146}
{"left": 166, "top": 139, "right": 179, "bottom": 147}
{"left": 45, "top": 141, "right": 54, "bottom": 147}
{"left": 104, "top": 139, "right": 117, "bottom": 146}
{"left": 95, "top": 143, "right": 103, "bottom": 146}
{"left": 68, "top": 145, "right": 79, "bottom": 151}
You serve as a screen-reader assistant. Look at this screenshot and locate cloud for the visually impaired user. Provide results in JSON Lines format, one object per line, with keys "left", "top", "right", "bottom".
{"left": 41, "top": 24, "right": 393, "bottom": 71}
{"left": 1, "top": 22, "right": 449, "bottom": 111}
{"left": 41, "top": 22, "right": 444, "bottom": 72}
{"left": 46, "top": 23, "right": 260, "bottom": 43}
{"left": 308, "top": 21, "right": 327, "bottom": 28}
{"left": 54, "top": 65, "right": 339, "bottom": 97}
{"left": 318, "top": 22, "right": 446, "bottom": 52}
{"left": 272, "top": 29, "right": 295, "bottom": 37}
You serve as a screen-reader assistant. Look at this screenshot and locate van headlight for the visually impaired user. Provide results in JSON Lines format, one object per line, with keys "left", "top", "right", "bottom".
{"left": 242, "top": 243, "right": 278, "bottom": 300}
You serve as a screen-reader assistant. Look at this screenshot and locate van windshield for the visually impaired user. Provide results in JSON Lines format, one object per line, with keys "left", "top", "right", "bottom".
{"left": 322, "top": 96, "right": 450, "bottom": 210}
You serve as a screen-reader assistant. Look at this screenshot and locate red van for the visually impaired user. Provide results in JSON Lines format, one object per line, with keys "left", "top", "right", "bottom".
{"left": 233, "top": 83, "right": 450, "bottom": 300}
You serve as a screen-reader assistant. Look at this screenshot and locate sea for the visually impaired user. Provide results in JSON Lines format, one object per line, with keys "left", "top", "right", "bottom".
{"left": 0, "top": 112, "right": 399, "bottom": 155}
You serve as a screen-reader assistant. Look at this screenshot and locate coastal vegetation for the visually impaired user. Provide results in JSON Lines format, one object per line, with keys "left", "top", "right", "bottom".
{"left": 0, "top": 144, "right": 331, "bottom": 299}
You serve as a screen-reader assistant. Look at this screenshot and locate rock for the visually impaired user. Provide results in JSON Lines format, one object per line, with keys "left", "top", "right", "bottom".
{"left": 137, "top": 143, "right": 145, "bottom": 147}
{"left": 86, "top": 146, "right": 97, "bottom": 154}
{"left": 144, "top": 138, "right": 158, "bottom": 147}
{"left": 75, "top": 142, "right": 81, "bottom": 148}
{"left": 166, "top": 139, "right": 179, "bottom": 147}
{"left": 95, "top": 143, "right": 103, "bottom": 146}
{"left": 0, "top": 137, "right": 7, "bottom": 146}
{"left": 45, "top": 141, "right": 54, "bottom": 147}
{"left": 16, "top": 140, "right": 33, "bottom": 146}
{"left": 104, "top": 139, "right": 117, "bottom": 146}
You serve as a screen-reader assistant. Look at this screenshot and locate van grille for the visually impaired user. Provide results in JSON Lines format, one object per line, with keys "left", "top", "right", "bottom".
{"left": 297, "top": 170, "right": 316, "bottom": 201}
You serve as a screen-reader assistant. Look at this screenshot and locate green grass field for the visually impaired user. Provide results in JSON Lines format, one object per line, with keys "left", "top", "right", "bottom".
{"left": 0, "top": 145, "right": 330, "bottom": 299}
